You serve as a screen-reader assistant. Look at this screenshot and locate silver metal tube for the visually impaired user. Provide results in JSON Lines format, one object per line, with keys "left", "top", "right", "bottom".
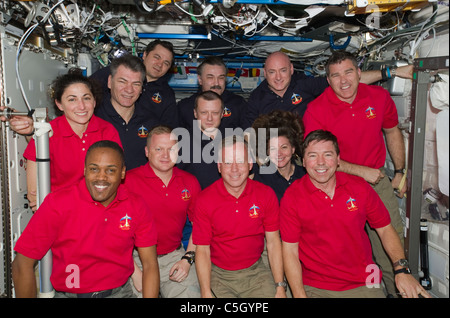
{"left": 0, "top": 107, "right": 32, "bottom": 119}
{"left": 33, "top": 108, "right": 54, "bottom": 297}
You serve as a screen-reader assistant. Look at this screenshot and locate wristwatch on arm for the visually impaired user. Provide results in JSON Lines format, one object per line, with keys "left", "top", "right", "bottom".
{"left": 390, "top": 67, "right": 397, "bottom": 77}
{"left": 181, "top": 251, "right": 195, "bottom": 265}
{"left": 393, "top": 259, "right": 411, "bottom": 275}
{"left": 275, "top": 281, "right": 287, "bottom": 291}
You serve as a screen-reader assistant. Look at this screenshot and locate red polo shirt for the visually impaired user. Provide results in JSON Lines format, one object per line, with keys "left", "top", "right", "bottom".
{"left": 23, "top": 115, "right": 122, "bottom": 192}
{"left": 14, "top": 180, "right": 157, "bottom": 294}
{"left": 280, "top": 172, "right": 391, "bottom": 291}
{"left": 193, "top": 178, "right": 279, "bottom": 271}
{"left": 124, "top": 164, "right": 201, "bottom": 255}
{"left": 303, "top": 84, "right": 399, "bottom": 169}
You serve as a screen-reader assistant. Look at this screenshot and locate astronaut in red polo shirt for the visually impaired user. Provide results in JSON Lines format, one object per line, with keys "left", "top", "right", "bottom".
{"left": 12, "top": 141, "right": 159, "bottom": 298}
{"left": 124, "top": 125, "right": 201, "bottom": 298}
{"left": 22, "top": 69, "right": 122, "bottom": 212}
{"left": 193, "top": 135, "right": 286, "bottom": 298}
{"left": 281, "top": 130, "right": 430, "bottom": 298}
{"left": 303, "top": 51, "right": 408, "bottom": 297}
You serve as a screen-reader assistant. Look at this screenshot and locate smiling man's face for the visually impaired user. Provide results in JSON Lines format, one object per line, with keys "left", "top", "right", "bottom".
{"left": 326, "top": 58, "right": 361, "bottom": 104}
{"left": 84, "top": 147, "right": 125, "bottom": 207}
